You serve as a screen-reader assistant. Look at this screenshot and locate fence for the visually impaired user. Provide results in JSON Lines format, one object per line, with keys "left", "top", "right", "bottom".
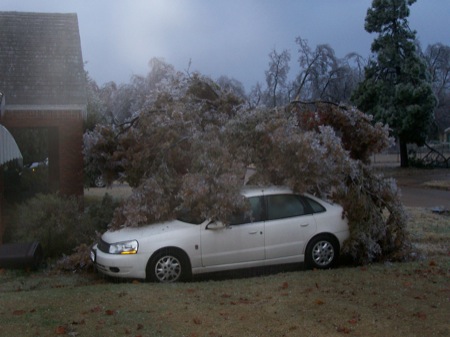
{"left": 372, "top": 142, "right": 450, "bottom": 167}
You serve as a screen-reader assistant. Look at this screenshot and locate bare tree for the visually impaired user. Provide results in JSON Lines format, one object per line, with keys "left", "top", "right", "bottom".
{"left": 248, "top": 82, "right": 263, "bottom": 109}
{"left": 423, "top": 43, "right": 450, "bottom": 139}
{"left": 292, "top": 38, "right": 366, "bottom": 104}
{"left": 341, "top": 53, "right": 367, "bottom": 102}
{"left": 216, "top": 75, "right": 247, "bottom": 100}
{"left": 293, "top": 37, "right": 320, "bottom": 100}
{"left": 264, "top": 49, "right": 291, "bottom": 107}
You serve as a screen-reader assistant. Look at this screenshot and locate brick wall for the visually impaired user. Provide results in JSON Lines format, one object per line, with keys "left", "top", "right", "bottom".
{"left": 1, "top": 110, "right": 84, "bottom": 196}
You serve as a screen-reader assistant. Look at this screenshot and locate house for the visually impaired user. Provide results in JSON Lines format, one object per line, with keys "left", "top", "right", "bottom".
{"left": 0, "top": 11, "right": 87, "bottom": 195}
{"left": 0, "top": 11, "right": 87, "bottom": 242}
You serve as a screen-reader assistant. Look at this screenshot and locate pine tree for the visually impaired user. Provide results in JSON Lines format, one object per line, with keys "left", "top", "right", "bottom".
{"left": 352, "top": 0, "right": 436, "bottom": 167}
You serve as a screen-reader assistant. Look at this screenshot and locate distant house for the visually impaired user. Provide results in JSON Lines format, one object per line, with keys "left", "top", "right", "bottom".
{"left": 0, "top": 11, "right": 87, "bottom": 196}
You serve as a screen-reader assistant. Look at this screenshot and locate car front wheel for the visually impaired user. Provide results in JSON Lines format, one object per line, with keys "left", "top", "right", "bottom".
{"left": 305, "top": 235, "right": 339, "bottom": 269}
{"left": 147, "top": 249, "right": 191, "bottom": 283}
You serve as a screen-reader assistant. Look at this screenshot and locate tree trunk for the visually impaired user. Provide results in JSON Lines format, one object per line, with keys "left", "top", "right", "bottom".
{"left": 399, "top": 139, "right": 409, "bottom": 168}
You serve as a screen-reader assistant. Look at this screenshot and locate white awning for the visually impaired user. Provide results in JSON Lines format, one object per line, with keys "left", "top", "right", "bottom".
{"left": 0, "top": 124, "right": 22, "bottom": 166}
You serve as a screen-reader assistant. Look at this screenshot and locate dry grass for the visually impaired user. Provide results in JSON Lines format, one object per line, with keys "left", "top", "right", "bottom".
{"left": 0, "top": 259, "right": 448, "bottom": 336}
{"left": 423, "top": 180, "right": 450, "bottom": 190}
{"left": 376, "top": 166, "right": 450, "bottom": 186}
{"left": 0, "top": 207, "right": 449, "bottom": 337}
{"left": 407, "top": 207, "right": 450, "bottom": 256}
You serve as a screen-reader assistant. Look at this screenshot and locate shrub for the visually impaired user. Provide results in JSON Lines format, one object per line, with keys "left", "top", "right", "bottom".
{"left": 9, "top": 193, "right": 118, "bottom": 259}
{"left": 19, "top": 166, "right": 51, "bottom": 201}
{"left": 83, "top": 193, "right": 119, "bottom": 234}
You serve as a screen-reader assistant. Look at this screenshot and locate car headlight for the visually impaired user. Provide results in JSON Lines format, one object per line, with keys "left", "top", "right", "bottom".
{"left": 108, "top": 240, "right": 139, "bottom": 255}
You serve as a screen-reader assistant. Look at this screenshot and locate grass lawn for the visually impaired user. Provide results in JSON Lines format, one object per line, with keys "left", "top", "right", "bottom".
{"left": 0, "top": 207, "right": 449, "bottom": 337}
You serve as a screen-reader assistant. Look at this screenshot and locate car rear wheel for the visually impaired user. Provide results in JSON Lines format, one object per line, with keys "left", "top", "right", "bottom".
{"left": 305, "top": 235, "right": 339, "bottom": 269}
{"left": 147, "top": 249, "right": 191, "bottom": 283}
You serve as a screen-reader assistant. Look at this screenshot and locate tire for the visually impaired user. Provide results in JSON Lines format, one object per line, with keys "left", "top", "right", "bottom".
{"left": 147, "top": 249, "right": 191, "bottom": 283}
{"left": 305, "top": 235, "right": 339, "bottom": 269}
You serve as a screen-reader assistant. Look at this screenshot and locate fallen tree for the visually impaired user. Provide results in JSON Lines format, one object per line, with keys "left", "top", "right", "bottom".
{"left": 84, "top": 75, "right": 411, "bottom": 264}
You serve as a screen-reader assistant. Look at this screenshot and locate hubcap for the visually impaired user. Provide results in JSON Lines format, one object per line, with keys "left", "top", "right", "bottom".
{"left": 155, "top": 256, "right": 181, "bottom": 282}
{"left": 312, "top": 240, "right": 334, "bottom": 267}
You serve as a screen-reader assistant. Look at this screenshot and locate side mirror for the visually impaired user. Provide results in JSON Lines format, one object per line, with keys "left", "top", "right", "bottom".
{"left": 206, "top": 221, "right": 228, "bottom": 230}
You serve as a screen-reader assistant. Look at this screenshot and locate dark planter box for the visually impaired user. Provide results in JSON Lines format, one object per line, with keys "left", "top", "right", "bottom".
{"left": 0, "top": 241, "right": 43, "bottom": 270}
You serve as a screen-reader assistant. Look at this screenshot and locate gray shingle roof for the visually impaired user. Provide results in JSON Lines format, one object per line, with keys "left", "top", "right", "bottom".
{"left": 0, "top": 12, "right": 86, "bottom": 110}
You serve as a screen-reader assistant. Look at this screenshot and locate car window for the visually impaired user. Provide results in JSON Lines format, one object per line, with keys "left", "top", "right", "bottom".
{"left": 303, "top": 196, "right": 326, "bottom": 213}
{"left": 266, "top": 194, "right": 309, "bottom": 220}
{"left": 229, "top": 196, "right": 264, "bottom": 225}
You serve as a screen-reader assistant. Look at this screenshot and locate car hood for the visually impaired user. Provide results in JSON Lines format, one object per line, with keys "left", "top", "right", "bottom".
{"left": 101, "top": 220, "right": 196, "bottom": 243}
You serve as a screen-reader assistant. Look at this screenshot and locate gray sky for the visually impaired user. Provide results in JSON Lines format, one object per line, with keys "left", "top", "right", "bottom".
{"left": 2, "top": 0, "right": 449, "bottom": 89}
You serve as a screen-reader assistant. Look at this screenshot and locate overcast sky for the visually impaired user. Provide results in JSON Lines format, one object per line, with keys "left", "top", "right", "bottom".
{"left": 2, "top": 0, "right": 449, "bottom": 89}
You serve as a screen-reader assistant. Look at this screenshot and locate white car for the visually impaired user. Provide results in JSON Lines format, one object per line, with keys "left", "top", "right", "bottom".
{"left": 91, "top": 186, "right": 349, "bottom": 283}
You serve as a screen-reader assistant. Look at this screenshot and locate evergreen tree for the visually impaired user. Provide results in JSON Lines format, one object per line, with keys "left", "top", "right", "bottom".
{"left": 352, "top": 0, "right": 436, "bottom": 167}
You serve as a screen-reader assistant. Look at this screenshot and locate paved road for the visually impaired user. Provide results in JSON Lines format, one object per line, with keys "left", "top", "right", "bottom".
{"left": 399, "top": 186, "right": 450, "bottom": 208}
{"left": 380, "top": 167, "right": 450, "bottom": 209}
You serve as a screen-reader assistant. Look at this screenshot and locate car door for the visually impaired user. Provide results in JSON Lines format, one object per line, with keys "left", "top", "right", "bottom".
{"left": 264, "top": 194, "right": 317, "bottom": 260}
{"left": 200, "top": 196, "right": 265, "bottom": 267}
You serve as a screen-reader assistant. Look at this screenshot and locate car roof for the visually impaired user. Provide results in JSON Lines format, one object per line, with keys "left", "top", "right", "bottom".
{"left": 241, "top": 185, "right": 293, "bottom": 198}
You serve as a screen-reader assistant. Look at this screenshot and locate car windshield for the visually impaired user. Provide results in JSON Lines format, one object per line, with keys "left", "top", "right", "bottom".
{"left": 176, "top": 209, "right": 204, "bottom": 225}
{"left": 175, "top": 195, "right": 252, "bottom": 225}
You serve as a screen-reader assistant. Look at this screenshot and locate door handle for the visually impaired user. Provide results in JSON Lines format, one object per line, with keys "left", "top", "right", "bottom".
{"left": 249, "top": 231, "right": 258, "bottom": 234}
{"left": 300, "top": 224, "right": 309, "bottom": 227}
